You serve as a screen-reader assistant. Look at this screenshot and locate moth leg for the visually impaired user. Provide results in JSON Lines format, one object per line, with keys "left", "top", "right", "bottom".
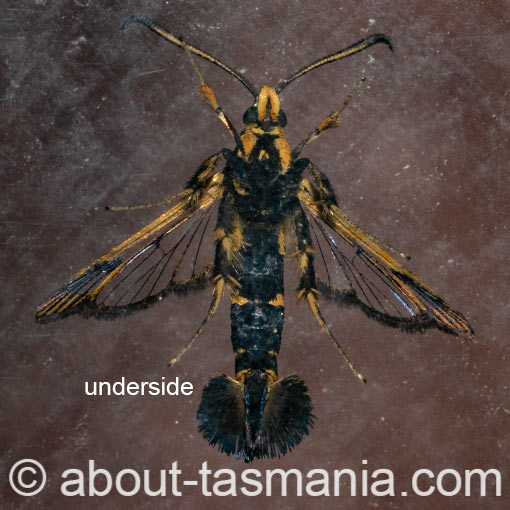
{"left": 292, "top": 78, "right": 366, "bottom": 159}
{"left": 103, "top": 151, "right": 225, "bottom": 211}
{"left": 168, "top": 276, "right": 225, "bottom": 366}
{"left": 96, "top": 151, "right": 224, "bottom": 266}
{"left": 169, "top": 192, "right": 241, "bottom": 366}
{"left": 105, "top": 197, "right": 179, "bottom": 212}
{"left": 293, "top": 205, "right": 318, "bottom": 298}
{"left": 105, "top": 150, "right": 226, "bottom": 212}
{"left": 167, "top": 189, "right": 242, "bottom": 366}
{"left": 293, "top": 206, "right": 366, "bottom": 382}
{"left": 123, "top": 16, "right": 255, "bottom": 147}
{"left": 186, "top": 51, "right": 242, "bottom": 147}
{"left": 36, "top": 153, "right": 224, "bottom": 323}
{"left": 299, "top": 172, "right": 474, "bottom": 339}
{"left": 213, "top": 187, "right": 246, "bottom": 286}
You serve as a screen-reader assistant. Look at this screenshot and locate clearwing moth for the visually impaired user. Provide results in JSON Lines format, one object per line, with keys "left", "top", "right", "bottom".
{"left": 37, "top": 16, "right": 474, "bottom": 461}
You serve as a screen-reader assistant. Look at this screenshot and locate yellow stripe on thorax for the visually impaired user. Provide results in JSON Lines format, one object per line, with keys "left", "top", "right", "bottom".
{"left": 237, "top": 125, "right": 291, "bottom": 173}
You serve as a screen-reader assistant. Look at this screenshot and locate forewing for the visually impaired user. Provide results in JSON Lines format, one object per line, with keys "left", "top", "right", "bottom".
{"left": 36, "top": 172, "right": 223, "bottom": 322}
{"left": 298, "top": 177, "right": 474, "bottom": 338}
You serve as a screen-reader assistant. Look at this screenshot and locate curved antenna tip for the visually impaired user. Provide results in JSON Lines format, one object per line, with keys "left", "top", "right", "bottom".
{"left": 369, "top": 33, "right": 394, "bottom": 53}
{"left": 121, "top": 15, "right": 154, "bottom": 32}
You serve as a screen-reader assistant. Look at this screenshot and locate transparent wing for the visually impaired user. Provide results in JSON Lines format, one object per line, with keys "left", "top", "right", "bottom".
{"left": 36, "top": 164, "right": 223, "bottom": 323}
{"left": 298, "top": 177, "right": 474, "bottom": 338}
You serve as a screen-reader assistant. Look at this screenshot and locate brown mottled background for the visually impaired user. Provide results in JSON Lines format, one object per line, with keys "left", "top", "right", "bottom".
{"left": 1, "top": 0, "right": 509, "bottom": 508}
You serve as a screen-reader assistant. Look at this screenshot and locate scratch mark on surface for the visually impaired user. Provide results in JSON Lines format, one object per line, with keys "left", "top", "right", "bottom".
{"left": 137, "top": 68, "right": 166, "bottom": 77}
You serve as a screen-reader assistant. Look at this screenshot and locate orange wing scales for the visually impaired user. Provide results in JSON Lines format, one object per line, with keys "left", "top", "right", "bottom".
{"left": 298, "top": 178, "right": 473, "bottom": 339}
{"left": 36, "top": 171, "right": 223, "bottom": 321}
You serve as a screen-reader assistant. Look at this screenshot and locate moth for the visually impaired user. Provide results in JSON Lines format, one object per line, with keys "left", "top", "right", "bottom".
{"left": 36, "top": 16, "right": 474, "bottom": 462}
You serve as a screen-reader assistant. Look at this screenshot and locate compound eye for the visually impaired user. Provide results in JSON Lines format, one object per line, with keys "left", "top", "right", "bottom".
{"left": 278, "top": 110, "right": 287, "bottom": 127}
{"left": 243, "top": 107, "right": 258, "bottom": 125}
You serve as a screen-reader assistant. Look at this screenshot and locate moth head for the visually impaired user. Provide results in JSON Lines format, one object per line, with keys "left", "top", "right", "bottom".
{"left": 197, "top": 371, "right": 314, "bottom": 461}
{"left": 243, "top": 86, "right": 287, "bottom": 129}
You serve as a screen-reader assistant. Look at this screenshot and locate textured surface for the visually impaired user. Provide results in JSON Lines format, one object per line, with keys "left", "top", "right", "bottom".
{"left": 2, "top": 0, "right": 509, "bottom": 508}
